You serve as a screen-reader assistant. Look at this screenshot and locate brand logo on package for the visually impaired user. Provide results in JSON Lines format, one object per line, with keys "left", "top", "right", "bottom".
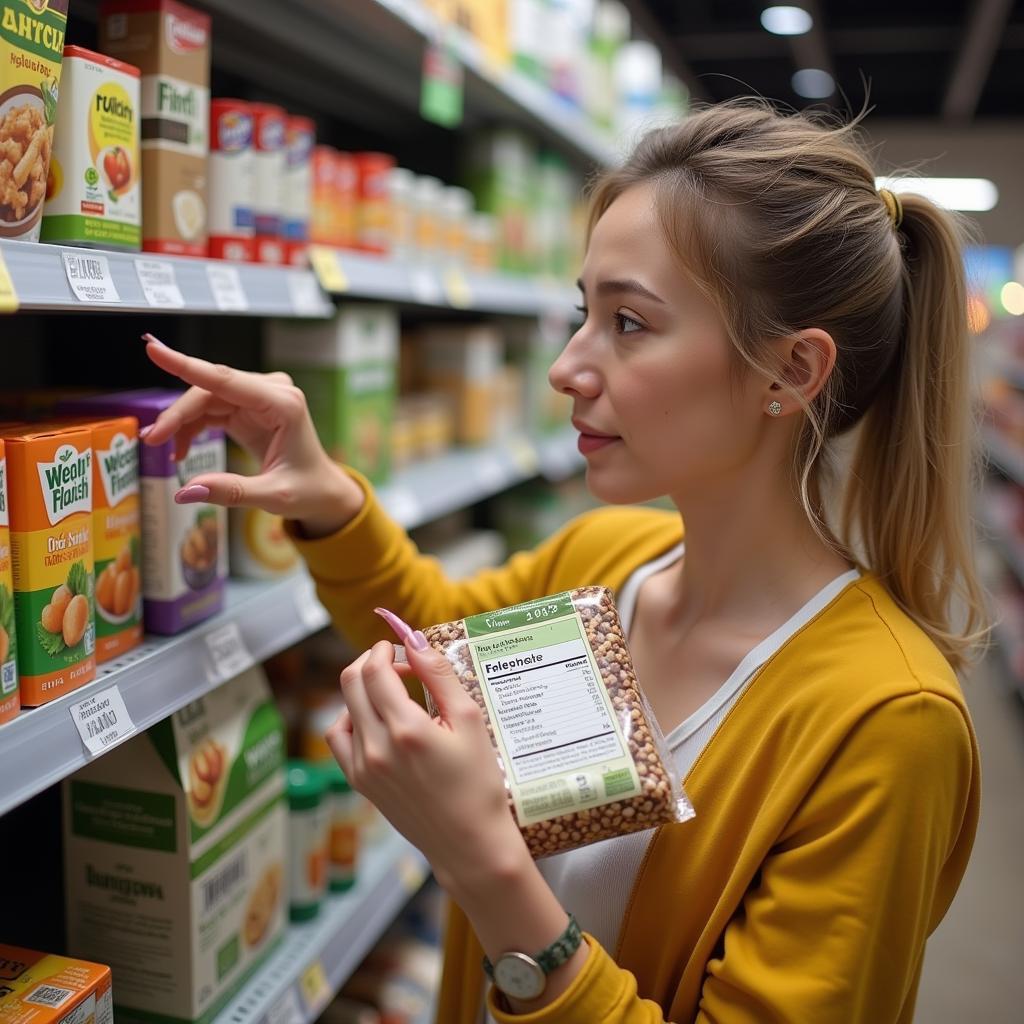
{"left": 166, "top": 12, "right": 208, "bottom": 54}
{"left": 287, "top": 126, "right": 315, "bottom": 167}
{"left": 98, "top": 434, "right": 139, "bottom": 507}
{"left": 175, "top": 439, "right": 221, "bottom": 488}
{"left": 38, "top": 444, "right": 91, "bottom": 526}
{"left": 25, "top": 0, "right": 49, "bottom": 13}
{"left": 258, "top": 117, "right": 285, "bottom": 152}
{"left": 219, "top": 110, "right": 252, "bottom": 152}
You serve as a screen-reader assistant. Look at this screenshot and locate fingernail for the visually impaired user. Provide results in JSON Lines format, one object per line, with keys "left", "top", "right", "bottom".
{"left": 142, "top": 333, "right": 165, "bottom": 347}
{"left": 138, "top": 424, "right": 153, "bottom": 440}
{"left": 175, "top": 484, "right": 210, "bottom": 504}
{"left": 409, "top": 630, "right": 429, "bottom": 652}
{"left": 374, "top": 607, "right": 414, "bottom": 643}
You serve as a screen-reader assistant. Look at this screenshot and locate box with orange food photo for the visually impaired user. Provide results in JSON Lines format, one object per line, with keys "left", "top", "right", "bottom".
{"left": 63, "top": 665, "right": 287, "bottom": 1024}
{"left": 0, "top": 943, "right": 112, "bottom": 1023}
{"left": 0, "top": 438, "right": 18, "bottom": 724}
{"left": 0, "top": 423, "right": 95, "bottom": 707}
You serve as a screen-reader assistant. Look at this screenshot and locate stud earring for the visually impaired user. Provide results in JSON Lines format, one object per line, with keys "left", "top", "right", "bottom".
{"left": 768, "top": 401, "right": 783, "bottom": 417}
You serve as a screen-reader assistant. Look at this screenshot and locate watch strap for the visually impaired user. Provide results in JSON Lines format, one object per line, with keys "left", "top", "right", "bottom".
{"left": 482, "top": 914, "right": 582, "bottom": 981}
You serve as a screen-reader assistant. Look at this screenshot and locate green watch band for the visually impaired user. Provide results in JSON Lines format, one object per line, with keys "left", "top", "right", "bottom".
{"left": 482, "top": 914, "right": 583, "bottom": 981}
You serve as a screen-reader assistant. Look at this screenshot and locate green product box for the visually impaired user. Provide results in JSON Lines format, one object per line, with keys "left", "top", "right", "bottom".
{"left": 265, "top": 306, "right": 399, "bottom": 485}
{"left": 503, "top": 317, "right": 573, "bottom": 435}
{"left": 63, "top": 666, "right": 288, "bottom": 1024}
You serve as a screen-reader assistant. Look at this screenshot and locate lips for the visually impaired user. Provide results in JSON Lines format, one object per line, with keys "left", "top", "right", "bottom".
{"left": 573, "top": 418, "right": 620, "bottom": 455}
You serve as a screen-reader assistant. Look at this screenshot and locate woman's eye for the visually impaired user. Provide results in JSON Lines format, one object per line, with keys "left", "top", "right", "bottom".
{"left": 575, "top": 304, "right": 588, "bottom": 319}
{"left": 614, "top": 312, "right": 645, "bottom": 335}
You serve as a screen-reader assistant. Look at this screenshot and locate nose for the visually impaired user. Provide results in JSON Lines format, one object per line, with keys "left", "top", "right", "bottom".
{"left": 549, "top": 326, "right": 602, "bottom": 400}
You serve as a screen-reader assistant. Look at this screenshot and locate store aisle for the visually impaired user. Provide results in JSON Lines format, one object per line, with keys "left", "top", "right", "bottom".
{"left": 915, "top": 655, "right": 1024, "bottom": 1022}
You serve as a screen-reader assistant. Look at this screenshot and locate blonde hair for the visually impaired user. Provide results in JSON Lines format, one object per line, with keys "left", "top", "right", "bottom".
{"left": 589, "top": 100, "right": 988, "bottom": 671}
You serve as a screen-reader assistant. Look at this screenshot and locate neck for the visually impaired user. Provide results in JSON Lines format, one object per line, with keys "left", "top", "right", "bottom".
{"left": 668, "top": 456, "right": 851, "bottom": 628}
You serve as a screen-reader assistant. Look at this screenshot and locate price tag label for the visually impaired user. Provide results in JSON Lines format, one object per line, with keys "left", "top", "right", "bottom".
{"left": 136, "top": 259, "right": 186, "bottom": 308}
{"left": 508, "top": 437, "right": 538, "bottom": 476}
{"left": 397, "top": 852, "right": 427, "bottom": 894}
{"left": 206, "top": 264, "right": 249, "bottom": 311}
{"left": 70, "top": 685, "right": 136, "bottom": 757}
{"left": 442, "top": 266, "right": 472, "bottom": 308}
{"left": 288, "top": 271, "right": 328, "bottom": 316}
{"left": 0, "top": 249, "right": 18, "bottom": 313}
{"left": 294, "top": 577, "right": 328, "bottom": 633}
{"left": 203, "top": 622, "right": 254, "bottom": 685}
{"left": 266, "top": 987, "right": 303, "bottom": 1024}
{"left": 383, "top": 487, "right": 423, "bottom": 527}
{"left": 299, "top": 961, "right": 330, "bottom": 1012}
{"left": 63, "top": 251, "right": 121, "bottom": 304}
{"left": 308, "top": 245, "right": 349, "bottom": 293}
{"left": 409, "top": 266, "right": 441, "bottom": 305}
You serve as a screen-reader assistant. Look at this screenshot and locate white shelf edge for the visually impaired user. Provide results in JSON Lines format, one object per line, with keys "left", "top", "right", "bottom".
{"left": 213, "top": 828, "right": 430, "bottom": 1024}
{"left": 0, "top": 571, "right": 329, "bottom": 818}
{"left": 0, "top": 240, "right": 334, "bottom": 318}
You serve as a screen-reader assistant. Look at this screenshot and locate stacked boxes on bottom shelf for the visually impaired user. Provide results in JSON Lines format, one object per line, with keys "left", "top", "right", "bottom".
{"left": 0, "top": 440, "right": 17, "bottom": 723}
{"left": 0, "top": 945, "right": 113, "bottom": 1023}
{"left": 63, "top": 666, "right": 287, "bottom": 1024}
{"left": 266, "top": 306, "right": 399, "bottom": 484}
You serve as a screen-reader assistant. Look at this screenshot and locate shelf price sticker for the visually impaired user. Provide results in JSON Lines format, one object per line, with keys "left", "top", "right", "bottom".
{"left": 70, "top": 685, "right": 137, "bottom": 757}
{"left": 203, "top": 621, "right": 254, "bottom": 685}
{"left": 299, "top": 960, "right": 330, "bottom": 1013}
{"left": 288, "top": 270, "right": 329, "bottom": 317}
{"left": 294, "top": 577, "right": 329, "bottom": 633}
{"left": 206, "top": 263, "right": 249, "bottom": 312}
{"left": 0, "top": 249, "right": 18, "bottom": 312}
{"left": 136, "top": 259, "right": 186, "bottom": 308}
{"left": 309, "top": 245, "right": 349, "bottom": 294}
{"left": 409, "top": 266, "right": 441, "bottom": 305}
{"left": 508, "top": 437, "right": 538, "bottom": 476}
{"left": 62, "top": 251, "right": 121, "bottom": 304}
{"left": 442, "top": 266, "right": 472, "bottom": 308}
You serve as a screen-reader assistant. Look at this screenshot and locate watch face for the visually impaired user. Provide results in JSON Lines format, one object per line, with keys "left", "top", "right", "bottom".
{"left": 493, "top": 952, "right": 546, "bottom": 1001}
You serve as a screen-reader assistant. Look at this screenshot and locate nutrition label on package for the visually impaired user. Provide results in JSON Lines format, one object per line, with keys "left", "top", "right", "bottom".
{"left": 464, "top": 595, "right": 642, "bottom": 826}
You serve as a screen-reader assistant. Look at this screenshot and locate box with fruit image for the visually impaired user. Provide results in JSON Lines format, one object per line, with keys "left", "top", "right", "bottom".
{"left": 0, "top": 424, "right": 95, "bottom": 706}
{"left": 60, "top": 391, "right": 227, "bottom": 636}
{"left": 0, "top": 438, "right": 18, "bottom": 724}
{"left": 265, "top": 305, "right": 399, "bottom": 485}
{"left": 63, "top": 665, "right": 287, "bottom": 1024}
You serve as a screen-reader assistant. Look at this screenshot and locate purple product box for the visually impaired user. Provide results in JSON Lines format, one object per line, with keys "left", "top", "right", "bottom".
{"left": 58, "top": 390, "right": 228, "bottom": 636}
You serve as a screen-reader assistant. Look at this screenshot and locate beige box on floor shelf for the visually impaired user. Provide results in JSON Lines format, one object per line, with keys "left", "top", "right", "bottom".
{"left": 0, "top": 944, "right": 112, "bottom": 1024}
{"left": 63, "top": 666, "right": 288, "bottom": 1024}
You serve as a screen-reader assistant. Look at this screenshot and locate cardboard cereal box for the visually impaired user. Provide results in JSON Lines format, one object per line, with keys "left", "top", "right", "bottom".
{"left": 0, "top": 0, "right": 70, "bottom": 242}
{"left": 0, "top": 423, "right": 95, "bottom": 706}
{"left": 64, "top": 666, "right": 287, "bottom": 1023}
{"left": 0, "top": 944, "right": 112, "bottom": 1023}
{"left": 0, "top": 437, "right": 18, "bottom": 723}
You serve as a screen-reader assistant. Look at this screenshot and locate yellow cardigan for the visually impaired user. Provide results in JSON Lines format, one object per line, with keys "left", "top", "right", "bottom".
{"left": 291, "top": 474, "right": 980, "bottom": 1024}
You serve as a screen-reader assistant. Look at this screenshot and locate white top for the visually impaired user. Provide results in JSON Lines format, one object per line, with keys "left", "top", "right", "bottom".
{"left": 483, "top": 550, "right": 860, "bottom": 1022}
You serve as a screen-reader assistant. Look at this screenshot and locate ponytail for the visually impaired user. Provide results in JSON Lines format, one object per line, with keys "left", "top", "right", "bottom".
{"left": 843, "top": 195, "right": 988, "bottom": 670}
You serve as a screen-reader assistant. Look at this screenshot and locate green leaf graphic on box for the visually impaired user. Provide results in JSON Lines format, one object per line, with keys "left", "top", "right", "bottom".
{"left": 41, "top": 78, "right": 58, "bottom": 126}
{"left": 37, "top": 621, "right": 66, "bottom": 657}
{"left": 130, "top": 534, "right": 141, "bottom": 566}
{"left": 67, "top": 561, "right": 89, "bottom": 597}
{"left": 0, "top": 585, "right": 15, "bottom": 661}
{"left": 147, "top": 719, "right": 183, "bottom": 788}
{"left": 197, "top": 507, "right": 217, "bottom": 525}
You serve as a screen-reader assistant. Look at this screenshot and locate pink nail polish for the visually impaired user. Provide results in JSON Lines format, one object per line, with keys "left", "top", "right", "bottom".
{"left": 138, "top": 424, "right": 153, "bottom": 440}
{"left": 142, "top": 333, "right": 165, "bottom": 347}
{"left": 409, "top": 630, "right": 429, "bottom": 652}
{"left": 374, "top": 607, "right": 415, "bottom": 643}
{"left": 175, "top": 484, "right": 210, "bottom": 504}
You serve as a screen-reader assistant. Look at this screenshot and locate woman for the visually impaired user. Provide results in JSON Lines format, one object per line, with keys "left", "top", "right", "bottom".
{"left": 144, "top": 102, "right": 983, "bottom": 1023}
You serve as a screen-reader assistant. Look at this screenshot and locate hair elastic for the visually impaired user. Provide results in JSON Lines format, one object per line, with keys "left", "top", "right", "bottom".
{"left": 878, "top": 188, "right": 904, "bottom": 229}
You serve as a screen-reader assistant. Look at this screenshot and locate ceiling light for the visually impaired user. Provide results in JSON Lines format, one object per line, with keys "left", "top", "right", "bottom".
{"left": 791, "top": 68, "right": 834, "bottom": 98}
{"left": 1001, "top": 282, "right": 1024, "bottom": 316}
{"left": 874, "top": 176, "right": 999, "bottom": 212}
{"left": 761, "top": 6, "right": 812, "bottom": 35}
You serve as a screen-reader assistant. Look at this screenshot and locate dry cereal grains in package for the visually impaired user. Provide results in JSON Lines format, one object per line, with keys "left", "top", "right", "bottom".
{"left": 0, "top": 0, "right": 69, "bottom": 242}
{"left": 63, "top": 666, "right": 287, "bottom": 1023}
{"left": 0, "top": 437, "right": 18, "bottom": 723}
{"left": 0, "top": 944, "right": 112, "bottom": 1023}
{"left": 40, "top": 44, "right": 141, "bottom": 250}
{"left": 422, "top": 587, "right": 694, "bottom": 858}
{"left": 59, "top": 390, "right": 226, "bottom": 635}
{"left": 1, "top": 423, "right": 95, "bottom": 706}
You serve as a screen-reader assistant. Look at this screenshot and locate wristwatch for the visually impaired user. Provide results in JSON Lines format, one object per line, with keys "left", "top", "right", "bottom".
{"left": 482, "top": 914, "right": 583, "bottom": 1001}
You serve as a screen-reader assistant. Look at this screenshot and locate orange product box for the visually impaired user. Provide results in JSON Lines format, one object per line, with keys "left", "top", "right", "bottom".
{"left": 0, "top": 425, "right": 96, "bottom": 706}
{"left": 58, "top": 417, "right": 142, "bottom": 663}
{"left": 0, "top": 944, "right": 112, "bottom": 1023}
{"left": 0, "top": 438, "right": 19, "bottom": 725}
{"left": 335, "top": 150, "right": 358, "bottom": 249}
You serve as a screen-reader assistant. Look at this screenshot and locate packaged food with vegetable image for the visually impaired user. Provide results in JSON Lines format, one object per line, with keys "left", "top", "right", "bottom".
{"left": 0, "top": 437, "right": 19, "bottom": 724}
{"left": 0, "top": 0, "right": 70, "bottom": 242}
{"left": 0, "top": 423, "right": 95, "bottom": 706}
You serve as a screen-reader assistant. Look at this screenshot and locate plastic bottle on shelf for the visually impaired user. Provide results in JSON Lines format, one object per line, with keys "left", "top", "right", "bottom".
{"left": 208, "top": 99, "right": 256, "bottom": 262}
{"left": 321, "top": 761, "right": 362, "bottom": 893}
{"left": 250, "top": 103, "right": 288, "bottom": 265}
{"left": 356, "top": 152, "right": 396, "bottom": 255}
{"left": 442, "top": 185, "right": 474, "bottom": 266}
{"left": 467, "top": 211, "right": 499, "bottom": 273}
{"left": 286, "top": 761, "right": 329, "bottom": 922}
{"left": 389, "top": 167, "right": 417, "bottom": 262}
{"left": 412, "top": 175, "right": 445, "bottom": 261}
{"left": 588, "top": 0, "right": 630, "bottom": 131}
{"left": 614, "top": 39, "right": 663, "bottom": 146}
{"left": 282, "top": 115, "right": 316, "bottom": 266}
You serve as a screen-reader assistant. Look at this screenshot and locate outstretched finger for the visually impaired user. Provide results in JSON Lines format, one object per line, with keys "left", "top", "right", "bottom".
{"left": 174, "top": 470, "right": 292, "bottom": 513}
{"left": 142, "top": 384, "right": 235, "bottom": 447}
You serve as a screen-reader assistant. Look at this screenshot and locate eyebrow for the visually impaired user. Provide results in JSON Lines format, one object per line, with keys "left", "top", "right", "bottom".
{"left": 576, "top": 278, "right": 666, "bottom": 305}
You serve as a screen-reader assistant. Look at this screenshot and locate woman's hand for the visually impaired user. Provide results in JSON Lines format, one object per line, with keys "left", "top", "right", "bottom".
{"left": 141, "top": 334, "right": 363, "bottom": 537}
{"left": 325, "top": 614, "right": 528, "bottom": 895}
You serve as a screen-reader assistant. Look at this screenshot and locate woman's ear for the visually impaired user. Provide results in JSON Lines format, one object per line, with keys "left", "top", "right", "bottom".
{"left": 768, "top": 328, "right": 837, "bottom": 407}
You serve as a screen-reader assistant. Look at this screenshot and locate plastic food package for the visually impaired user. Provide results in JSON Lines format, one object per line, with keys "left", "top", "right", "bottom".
{"left": 421, "top": 587, "right": 694, "bottom": 858}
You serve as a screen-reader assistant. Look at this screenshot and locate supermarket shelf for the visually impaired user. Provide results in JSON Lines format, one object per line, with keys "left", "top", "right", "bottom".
{"left": 984, "top": 428, "right": 1024, "bottom": 487}
{"left": 215, "top": 827, "right": 430, "bottom": 1024}
{"left": 379, "top": 429, "right": 583, "bottom": 528}
{"left": 979, "top": 490, "right": 1024, "bottom": 588}
{"left": 0, "top": 572, "right": 330, "bottom": 818}
{"left": 311, "top": 247, "right": 579, "bottom": 316}
{"left": 0, "top": 240, "right": 334, "bottom": 318}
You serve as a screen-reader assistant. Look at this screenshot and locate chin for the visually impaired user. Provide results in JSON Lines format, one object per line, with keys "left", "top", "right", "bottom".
{"left": 585, "top": 466, "right": 665, "bottom": 506}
